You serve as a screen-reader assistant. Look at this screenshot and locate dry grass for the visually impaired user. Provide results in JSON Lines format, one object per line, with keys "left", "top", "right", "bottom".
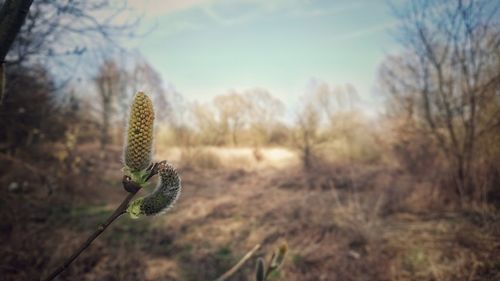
{"left": 1, "top": 144, "right": 499, "bottom": 280}
{"left": 156, "top": 146, "right": 299, "bottom": 171}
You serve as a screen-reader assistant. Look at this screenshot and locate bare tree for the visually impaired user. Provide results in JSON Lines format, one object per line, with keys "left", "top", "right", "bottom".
{"left": 127, "top": 60, "right": 174, "bottom": 123}
{"left": 0, "top": 0, "right": 139, "bottom": 104}
{"left": 214, "top": 92, "right": 250, "bottom": 146}
{"left": 244, "top": 88, "right": 285, "bottom": 145}
{"left": 188, "top": 89, "right": 284, "bottom": 147}
{"left": 191, "top": 101, "right": 225, "bottom": 145}
{"left": 0, "top": 64, "right": 65, "bottom": 153}
{"left": 94, "top": 59, "right": 125, "bottom": 148}
{"left": 295, "top": 102, "right": 322, "bottom": 171}
{"left": 313, "top": 81, "right": 359, "bottom": 125}
{"left": 4, "top": 0, "right": 138, "bottom": 66}
{"left": 381, "top": 0, "right": 500, "bottom": 201}
{"left": 0, "top": 0, "right": 33, "bottom": 103}
{"left": 294, "top": 81, "right": 361, "bottom": 170}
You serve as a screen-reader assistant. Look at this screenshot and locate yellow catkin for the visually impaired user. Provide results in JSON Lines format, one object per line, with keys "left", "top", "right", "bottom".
{"left": 269, "top": 242, "right": 288, "bottom": 271}
{"left": 124, "top": 92, "right": 154, "bottom": 172}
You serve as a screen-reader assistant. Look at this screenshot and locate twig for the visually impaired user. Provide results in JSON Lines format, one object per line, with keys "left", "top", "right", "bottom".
{"left": 40, "top": 172, "right": 151, "bottom": 281}
{"left": 214, "top": 244, "right": 261, "bottom": 281}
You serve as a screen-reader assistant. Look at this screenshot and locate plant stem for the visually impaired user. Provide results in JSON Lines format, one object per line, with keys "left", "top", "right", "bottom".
{"left": 214, "top": 244, "right": 261, "bottom": 281}
{"left": 41, "top": 190, "right": 138, "bottom": 281}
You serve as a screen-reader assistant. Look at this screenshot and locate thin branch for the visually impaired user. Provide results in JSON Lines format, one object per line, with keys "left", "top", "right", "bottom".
{"left": 214, "top": 244, "right": 261, "bottom": 281}
{"left": 41, "top": 183, "right": 139, "bottom": 281}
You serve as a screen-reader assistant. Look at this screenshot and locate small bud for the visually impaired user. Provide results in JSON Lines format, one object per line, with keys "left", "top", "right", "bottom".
{"left": 127, "top": 162, "right": 182, "bottom": 218}
{"left": 124, "top": 92, "right": 154, "bottom": 173}
{"left": 122, "top": 175, "right": 141, "bottom": 193}
{"left": 269, "top": 242, "right": 288, "bottom": 272}
{"left": 255, "top": 258, "right": 266, "bottom": 281}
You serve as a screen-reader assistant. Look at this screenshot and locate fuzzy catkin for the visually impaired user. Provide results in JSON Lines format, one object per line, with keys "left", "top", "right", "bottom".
{"left": 127, "top": 162, "right": 181, "bottom": 218}
{"left": 124, "top": 92, "right": 154, "bottom": 172}
{"left": 255, "top": 258, "right": 266, "bottom": 281}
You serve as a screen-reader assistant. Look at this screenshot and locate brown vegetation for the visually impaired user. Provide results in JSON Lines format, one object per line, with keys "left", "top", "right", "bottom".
{"left": 2, "top": 144, "right": 499, "bottom": 280}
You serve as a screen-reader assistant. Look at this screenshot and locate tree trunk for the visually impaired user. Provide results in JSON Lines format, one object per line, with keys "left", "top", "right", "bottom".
{"left": 303, "top": 144, "right": 311, "bottom": 171}
{"left": 0, "top": 0, "right": 33, "bottom": 105}
{"left": 232, "top": 127, "right": 238, "bottom": 146}
{"left": 100, "top": 99, "right": 111, "bottom": 149}
{"left": 0, "top": 0, "right": 33, "bottom": 61}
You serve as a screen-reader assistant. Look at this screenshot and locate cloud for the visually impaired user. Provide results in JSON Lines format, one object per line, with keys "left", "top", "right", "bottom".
{"left": 289, "top": 2, "right": 364, "bottom": 18}
{"left": 128, "top": 0, "right": 214, "bottom": 17}
{"left": 199, "top": 0, "right": 366, "bottom": 27}
{"left": 201, "top": 2, "right": 264, "bottom": 25}
{"left": 164, "top": 20, "right": 204, "bottom": 35}
{"left": 128, "top": 0, "right": 394, "bottom": 39}
{"left": 336, "top": 21, "right": 399, "bottom": 41}
{"left": 129, "top": 0, "right": 364, "bottom": 23}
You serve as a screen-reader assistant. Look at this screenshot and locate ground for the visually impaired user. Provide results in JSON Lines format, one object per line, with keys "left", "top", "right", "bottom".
{"left": 1, "top": 145, "right": 499, "bottom": 281}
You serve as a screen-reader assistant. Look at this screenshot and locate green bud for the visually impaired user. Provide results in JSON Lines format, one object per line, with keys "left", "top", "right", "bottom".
{"left": 255, "top": 258, "right": 266, "bottom": 281}
{"left": 269, "top": 242, "right": 288, "bottom": 273}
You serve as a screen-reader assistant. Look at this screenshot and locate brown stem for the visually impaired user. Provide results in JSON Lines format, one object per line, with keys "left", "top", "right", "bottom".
{"left": 214, "top": 244, "right": 261, "bottom": 281}
{"left": 41, "top": 188, "right": 139, "bottom": 281}
{"left": 265, "top": 251, "right": 277, "bottom": 279}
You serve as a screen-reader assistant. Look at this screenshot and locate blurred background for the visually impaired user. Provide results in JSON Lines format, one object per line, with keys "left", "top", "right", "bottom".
{"left": 1, "top": 0, "right": 499, "bottom": 280}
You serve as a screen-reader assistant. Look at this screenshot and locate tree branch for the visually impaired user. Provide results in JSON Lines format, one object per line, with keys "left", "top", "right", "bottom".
{"left": 40, "top": 178, "right": 140, "bottom": 281}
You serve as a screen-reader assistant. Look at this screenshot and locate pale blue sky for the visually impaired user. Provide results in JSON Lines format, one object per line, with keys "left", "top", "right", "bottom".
{"left": 126, "top": 0, "right": 401, "bottom": 116}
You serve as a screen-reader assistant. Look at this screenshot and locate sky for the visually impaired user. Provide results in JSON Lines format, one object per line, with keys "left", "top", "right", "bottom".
{"left": 125, "top": 0, "right": 401, "bottom": 117}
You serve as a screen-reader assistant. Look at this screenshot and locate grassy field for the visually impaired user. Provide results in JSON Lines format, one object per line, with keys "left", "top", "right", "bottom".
{"left": 1, "top": 145, "right": 499, "bottom": 281}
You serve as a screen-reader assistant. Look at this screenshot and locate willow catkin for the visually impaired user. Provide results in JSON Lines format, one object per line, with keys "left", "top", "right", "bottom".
{"left": 273, "top": 242, "right": 288, "bottom": 268}
{"left": 255, "top": 258, "right": 266, "bottom": 281}
{"left": 124, "top": 92, "right": 154, "bottom": 172}
{"left": 268, "top": 242, "right": 288, "bottom": 275}
{"left": 127, "top": 162, "right": 182, "bottom": 218}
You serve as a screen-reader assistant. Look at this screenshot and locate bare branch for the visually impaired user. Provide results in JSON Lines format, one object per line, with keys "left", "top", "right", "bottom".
{"left": 41, "top": 178, "right": 141, "bottom": 281}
